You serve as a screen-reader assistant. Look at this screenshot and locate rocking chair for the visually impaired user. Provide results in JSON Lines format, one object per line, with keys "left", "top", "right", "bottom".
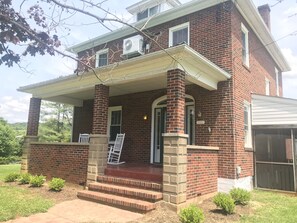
{"left": 107, "top": 133, "right": 125, "bottom": 165}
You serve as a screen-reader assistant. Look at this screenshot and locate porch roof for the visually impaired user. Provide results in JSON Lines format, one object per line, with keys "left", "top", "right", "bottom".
{"left": 252, "top": 94, "right": 297, "bottom": 128}
{"left": 18, "top": 45, "right": 230, "bottom": 106}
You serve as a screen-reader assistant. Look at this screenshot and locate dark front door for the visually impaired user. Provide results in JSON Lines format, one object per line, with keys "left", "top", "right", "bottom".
{"left": 153, "top": 107, "right": 166, "bottom": 164}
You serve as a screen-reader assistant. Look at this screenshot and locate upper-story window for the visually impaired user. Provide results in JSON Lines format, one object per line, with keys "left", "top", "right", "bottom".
{"left": 169, "top": 22, "right": 190, "bottom": 47}
{"left": 95, "top": 49, "right": 108, "bottom": 68}
{"left": 137, "top": 5, "right": 160, "bottom": 21}
{"left": 241, "top": 23, "right": 249, "bottom": 67}
{"left": 275, "top": 68, "right": 280, "bottom": 96}
{"left": 265, "top": 77, "right": 270, "bottom": 95}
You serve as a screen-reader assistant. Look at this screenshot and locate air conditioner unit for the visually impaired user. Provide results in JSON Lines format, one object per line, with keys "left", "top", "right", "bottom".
{"left": 122, "top": 35, "right": 144, "bottom": 57}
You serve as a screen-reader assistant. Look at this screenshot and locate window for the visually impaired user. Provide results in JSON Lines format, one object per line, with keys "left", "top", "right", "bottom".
{"left": 241, "top": 23, "right": 249, "bottom": 67}
{"left": 244, "top": 102, "right": 252, "bottom": 148}
{"left": 137, "top": 5, "right": 160, "bottom": 21}
{"left": 265, "top": 78, "right": 270, "bottom": 96}
{"left": 108, "top": 106, "right": 122, "bottom": 143}
{"left": 95, "top": 49, "right": 108, "bottom": 68}
{"left": 169, "top": 22, "right": 189, "bottom": 47}
{"left": 275, "top": 68, "right": 280, "bottom": 96}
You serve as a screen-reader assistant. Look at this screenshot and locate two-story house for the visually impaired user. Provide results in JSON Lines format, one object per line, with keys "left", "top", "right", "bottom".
{"left": 19, "top": 0, "right": 296, "bottom": 211}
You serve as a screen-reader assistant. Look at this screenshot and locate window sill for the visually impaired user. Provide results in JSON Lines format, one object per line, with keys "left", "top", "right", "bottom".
{"left": 244, "top": 146, "right": 253, "bottom": 152}
{"left": 242, "top": 63, "right": 251, "bottom": 72}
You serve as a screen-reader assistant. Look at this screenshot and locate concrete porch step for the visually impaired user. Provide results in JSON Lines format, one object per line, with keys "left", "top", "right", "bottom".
{"left": 97, "top": 175, "right": 162, "bottom": 191}
{"left": 88, "top": 182, "right": 163, "bottom": 202}
{"left": 77, "top": 190, "right": 156, "bottom": 213}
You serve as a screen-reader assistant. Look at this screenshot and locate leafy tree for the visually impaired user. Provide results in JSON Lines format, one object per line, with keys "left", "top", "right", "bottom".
{"left": 39, "top": 102, "right": 73, "bottom": 142}
{"left": 0, "top": 118, "right": 21, "bottom": 157}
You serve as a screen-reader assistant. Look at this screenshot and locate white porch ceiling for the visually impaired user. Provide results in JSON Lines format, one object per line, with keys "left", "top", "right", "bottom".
{"left": 18, "top": 45, "right": 230, "bottom": 106}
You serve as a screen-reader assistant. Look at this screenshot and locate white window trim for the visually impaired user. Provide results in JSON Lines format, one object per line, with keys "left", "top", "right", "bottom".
{"left": 244, "top": 101, "right": 252, "bottom": 149}
{"left": 95, "top": 48, "right": 109, "bottom": 68}
{"left": 241, "top": 23, "right": 249, "bottom": 67}
{"left": 275, "top": 68, "right": 280, "bottom": 96}
{"left": 169, "top": 22, "right": 190, "bottom": 47}
{"left": 107, "top": 106, "right": 122, "bottom": 144}
{"left": 265, "top": 77, "right": 270, "bottom": 96}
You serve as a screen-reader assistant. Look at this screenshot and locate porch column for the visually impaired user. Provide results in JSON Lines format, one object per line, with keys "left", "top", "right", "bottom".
{"left": 87, "top": 84, "right": 109, "bottom": 182}
{"left": 21, "top": 97, "right": 41, "bottom": 173}
{"left": 163, "top": 69, "right": 188, "bottom": 206}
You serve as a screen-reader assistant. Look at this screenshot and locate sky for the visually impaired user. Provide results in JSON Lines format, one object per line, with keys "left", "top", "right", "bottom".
{"left": 1, "top": 0, "right": 297, "bottom": 123}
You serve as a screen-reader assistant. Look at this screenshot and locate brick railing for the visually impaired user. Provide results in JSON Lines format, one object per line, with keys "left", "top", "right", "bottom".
{"left": 29, "top": 142, "right": 89, "bottom": 185}
{"left": 187, "top": 146, "right": 219, "bottom": 199}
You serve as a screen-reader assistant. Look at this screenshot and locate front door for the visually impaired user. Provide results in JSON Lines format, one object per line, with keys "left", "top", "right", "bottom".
{"left": 153, "top": 107, "right": 166, "bottom": 164}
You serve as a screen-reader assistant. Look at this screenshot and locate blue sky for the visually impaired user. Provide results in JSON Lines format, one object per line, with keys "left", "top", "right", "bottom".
{"left": 0, "top": 0, "right": 297, "bottom": 123}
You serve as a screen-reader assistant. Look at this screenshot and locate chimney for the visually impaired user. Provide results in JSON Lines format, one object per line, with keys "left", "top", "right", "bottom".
{"left": 258, "top": 4, "right": 271, "bottom": 31}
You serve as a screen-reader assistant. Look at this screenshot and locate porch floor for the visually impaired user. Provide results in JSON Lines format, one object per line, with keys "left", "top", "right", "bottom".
{"left": 104, "top": 163, "right": 163, "bottom": 183}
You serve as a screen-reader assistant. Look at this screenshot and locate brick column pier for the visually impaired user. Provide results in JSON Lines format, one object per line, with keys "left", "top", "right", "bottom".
{"left": 163, "top": 69, "right": 188, "bottom": 207}
{"left": 87, "top": 84, "right": 109, "bottom": 182}
{"left": 21, "top": 97, "right": 41, "bottom": 173}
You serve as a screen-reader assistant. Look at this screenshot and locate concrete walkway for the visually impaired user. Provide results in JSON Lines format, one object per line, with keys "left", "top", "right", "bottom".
{"left": 7, "top": 199, "right": 143, "bottom": 223}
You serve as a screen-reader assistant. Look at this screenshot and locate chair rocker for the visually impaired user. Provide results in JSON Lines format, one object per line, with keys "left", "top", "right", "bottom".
{"left": 108, "top": 133, "right": 125, "bottom": 165}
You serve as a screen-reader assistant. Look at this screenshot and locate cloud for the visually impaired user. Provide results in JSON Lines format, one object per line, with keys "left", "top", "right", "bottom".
{"left": 0, "top": 95, "right": 31, "bottom": 123}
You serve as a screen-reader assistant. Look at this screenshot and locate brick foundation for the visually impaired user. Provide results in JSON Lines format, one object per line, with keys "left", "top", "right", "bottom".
{"left": 29, "top": 143, "right": 89, "bottom": 184}
{"left": 21, "top": 136, "right": 38, "bottom": 173}
{"left": 187, "top": 148, "right": 218, "bottom": 199}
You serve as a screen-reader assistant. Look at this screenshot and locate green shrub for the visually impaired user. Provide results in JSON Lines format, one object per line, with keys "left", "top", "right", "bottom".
{"left": 4, "top": 172, "right": 20, "bottom": 182}
{"left": 49, "top": 177, "right": 65, "bottom": 191}
{"left": 30, "top": 175, "right": 45, "bottom": 187}
{"left": 0, "top": 156, "right": 21, "bottom": 165}
{"left": 19, "top": 173, "right": 31, "bottom": 184}
{"left": 179, "top": 205, "right": 204, "bottom": 223}
{"left": 213, "top": 193, "right": 235, "bottom": 215}
{"left": 230, "top": 188, "right": 251, "bottom": 205}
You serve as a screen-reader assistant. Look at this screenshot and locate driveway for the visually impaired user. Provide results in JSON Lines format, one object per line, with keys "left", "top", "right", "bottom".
{"left": 6, "top": 199, "right": 143, "bottom": 223}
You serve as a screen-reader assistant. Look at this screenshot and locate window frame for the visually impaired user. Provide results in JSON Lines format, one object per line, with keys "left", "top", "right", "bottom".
{"left": 136, "top": 5, "right": 160, "bottom": 21}
{"left": 265, "top": 77, "right": 270, "bottom": 96}
{"left": 107, "top": 106, "right": 122, "bottom": 144}
{"left": 169, "top": 22, "right": 190, "bottom": 47}
{"left": 241, "top": 23, "right": 249, "bottom": 67}
{"left": 95, "top": 49, "right": 109, "bottom": 68}
{"left": 244, "top": 101, "right": 252, "bottom": 149}
{"left": 275, "top": 68, "right": 280, "bottom": 96}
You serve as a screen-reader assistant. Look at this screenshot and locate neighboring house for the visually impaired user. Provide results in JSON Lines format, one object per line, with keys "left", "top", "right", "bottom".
{"left": 19, "top": 0, "right": 295, "bottom": 211}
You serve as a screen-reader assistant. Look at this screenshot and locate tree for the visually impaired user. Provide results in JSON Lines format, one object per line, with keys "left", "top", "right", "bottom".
{"left": 0, "top": 117, "right": 21, "bottom": 157}
{"left": 39, "top": 102, "right": 73, "bottom": 142}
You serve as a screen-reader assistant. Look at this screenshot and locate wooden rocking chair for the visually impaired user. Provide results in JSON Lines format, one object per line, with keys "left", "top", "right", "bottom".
{"left": 107, "top": 133, "right": 125, "bottom": 165}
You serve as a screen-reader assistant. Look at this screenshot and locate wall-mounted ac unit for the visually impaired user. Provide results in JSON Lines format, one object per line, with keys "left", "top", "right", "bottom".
{"left": 122, "top": 35, "right": 144, "bottom": 57}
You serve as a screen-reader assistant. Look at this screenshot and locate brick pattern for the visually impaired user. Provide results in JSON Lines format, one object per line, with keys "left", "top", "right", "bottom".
{"left": 166, "top": 69, "right": 186, "bottom": 133}
{"left": 27, "top": 97, "right": 41, "bottom": 136}
{"left": 88, "top": 182, "right": 162, "bottom": 202}
{"left": 187, "top": 149, "right": 218, "bottom": 199}
{"left": 29, "top": 143, "right": 89, "bottom": 184}
{"left": 97, "top": 175, "right": 162, "bottom": 191}
{"left": 93, "top": 84, "right": 109, "bottom": 134}
{"left": 21, "top": 136, "right": 38, "bottom": 173}
{"left": 77, "top": 190, "right": 155, "bottom": 212}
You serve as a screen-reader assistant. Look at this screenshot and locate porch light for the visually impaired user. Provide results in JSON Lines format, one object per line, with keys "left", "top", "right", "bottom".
{"left": 143, "top": 115, "right": 148, "bottom": 120}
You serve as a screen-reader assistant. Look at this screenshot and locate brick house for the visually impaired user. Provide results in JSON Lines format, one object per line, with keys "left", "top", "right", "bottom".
{"left": 19, "top": 0, "right": 293, "bottom": 211}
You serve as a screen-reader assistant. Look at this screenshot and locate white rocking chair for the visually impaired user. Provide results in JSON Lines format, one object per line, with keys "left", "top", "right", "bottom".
{"left": 78, "top": 133, "right": 89, "bottom": 143}
{"left": 108, "top": 133, "right": 125, "bottom": 165}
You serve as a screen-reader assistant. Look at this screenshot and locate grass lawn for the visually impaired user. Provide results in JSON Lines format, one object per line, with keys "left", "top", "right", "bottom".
{"left": 0, "top": 164, "right": 21, "bottom": 181}
{"left": 241, "top": 190, "right": 297, "bottom": 223}
{"left": 0, "top": 164, "right": 54, "bottom": 221}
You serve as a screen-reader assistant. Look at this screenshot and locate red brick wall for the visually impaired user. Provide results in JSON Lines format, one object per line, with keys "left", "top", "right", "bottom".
{"left": 29, "top": 143, "right": 89, "bottom": 184}
{"left": 27, "top": 98, "right": 41, "bottom": 136}
{"left": 93, "top": 84, "right": 109, "bottom": 134}
{"left": 187, "top": 149, "right": 218, "bottom": 198}
{"left": 167, "top": 69, "right": 185, "bottom": 133}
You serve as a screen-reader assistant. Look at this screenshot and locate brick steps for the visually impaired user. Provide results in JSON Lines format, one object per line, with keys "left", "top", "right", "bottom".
{"left": 97, "top": 175, "right": 162, "bottom": 191}
{"left": 78, "top": 176, "right": 162, "bottom": 213}
{"left": 88, "top": 182, "right": 163, "bottom": 202}
{"left": 77, "top": 190, "right": 156, "bottom": 212}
